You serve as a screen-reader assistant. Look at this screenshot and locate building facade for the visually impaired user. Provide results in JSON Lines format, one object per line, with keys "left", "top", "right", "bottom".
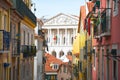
{"left": 43, "top": 13, "right": 79, "bottom": 58}
{"left": 34, "top": 19, "right": 46, "bottom": 80}
{"left": 91, "top": 0, "right": 120, "bottom": 80}
{"left": 0, "top": 0, "right": 11, "bottom": 80}
{"left": 0, "top": 0, "right": 36, "bottom": 80}
{"left": 57, "top": 62, "right": 72, "bottom": 80}
{"left": 78, "top": 0, "right": 120, "bottom": 80}
{"left": 45, "top": 53, "right": 62, "bottom": 80}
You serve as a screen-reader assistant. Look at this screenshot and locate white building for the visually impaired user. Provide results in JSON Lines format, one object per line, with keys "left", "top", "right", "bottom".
{"left": 34, "top": 19, "right": 45, "bottom": 80}
{"left": 42, "top": 13, "right": 79, "bottom": 58}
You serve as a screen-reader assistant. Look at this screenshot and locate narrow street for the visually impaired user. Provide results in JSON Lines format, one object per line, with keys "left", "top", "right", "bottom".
{"left": 0, "top": 0, "right": 120, "bottom": 80}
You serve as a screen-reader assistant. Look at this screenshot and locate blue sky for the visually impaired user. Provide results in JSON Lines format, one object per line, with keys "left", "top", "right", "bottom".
{"left": 32, "top": 0, "right": 87, "bottom": 18}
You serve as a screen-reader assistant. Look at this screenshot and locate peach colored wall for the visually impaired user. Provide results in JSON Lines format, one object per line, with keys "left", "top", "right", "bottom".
{"left": 92, "top": 0, "right": 120, "bottom": 80}
{"left": 57, "top": 65, "right": 71, "bottom": 80}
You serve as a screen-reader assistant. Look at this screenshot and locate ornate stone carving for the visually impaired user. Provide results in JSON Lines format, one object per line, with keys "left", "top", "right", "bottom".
{"left": 45, "top": 14, "right": 78, "bottom": 25}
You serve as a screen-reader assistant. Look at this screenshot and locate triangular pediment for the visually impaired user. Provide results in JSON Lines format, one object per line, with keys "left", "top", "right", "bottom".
{"left": 44, "top": 13, "right": 79, "bottom": 26}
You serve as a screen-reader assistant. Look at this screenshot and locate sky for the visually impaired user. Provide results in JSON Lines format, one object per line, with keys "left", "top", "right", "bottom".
{"left": 31, "top": 0, "right": 88, "bottom": 19}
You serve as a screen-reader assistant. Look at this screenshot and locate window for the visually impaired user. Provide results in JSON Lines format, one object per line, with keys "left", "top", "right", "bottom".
{"left": 23, "top": 31, "right": 25, "bottom": 45}
{"left": 63, "top": 37, "right": 65, "bottom": 44}
{"left": 92, "top": 49, "right": 96, "bottom": 68}
{"left": 60, "top": 67, "right": 62, "bottom": 73}
{"left": 61, "top": 78, "right": 64, "bottom": 80}
{"left": 28, "top": 33, "right": 29, "bottom": 45}
{"left": 113, "top": 60, "right": 117, "bottom": 80}
{"left": 71, "top": 37, "right": 73, "bottom": 44}
{"left": 113, "top": 0, "right": 117, "bottom": 11}
{"left": 113, "top": 0, "right": 118, "bottom": 16}
{"left": 52, "top": 50, "right": 56, "bottom": 57}
{"left": 67, "top": 51, "right": 72, "bottom": 55}
{"left": 0, "top": 64, "right": 2, "bottom": 80}
{"left": 31, "top": 34, "right": 33, "bottom": 45}
{"left": 53, "top": 64, "right": 58, "bottom": 70}
{"left": 0, "top": 12, "right": 1, "bottom": 30}
{"left": 64, "top": 65, "right": 67, "bottom": 73}
{"left": 59, "top": 50, "right": 64, "bottom": 57}
{"left": 4, "top": 15, "right": 7, "bottom": 30}
{"left": 51, "top": 75, "right": 55, "bottom": 80}
{"left": 111, "top": 49, "right": 117, "bottom": 80}
{"left": 10, "top": 23, "right": 17, "bottom": 55}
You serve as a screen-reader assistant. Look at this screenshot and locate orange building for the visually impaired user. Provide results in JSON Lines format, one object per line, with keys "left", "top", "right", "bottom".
{"left": 45, "top": 53, "right": 62, "bottom": 80}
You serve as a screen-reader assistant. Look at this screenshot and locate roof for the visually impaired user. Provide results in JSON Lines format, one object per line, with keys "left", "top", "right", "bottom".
{"left": 80, "top": 5, "right": 86, "bottom": 21}
{"left": 45, "top": 53, "right": 62, "bottom": 72}
{"left": 78, "top": 5, "right": 86, "bottom": 32}
{"left": 44, "top": 13, "right": 79, "bottom": 24}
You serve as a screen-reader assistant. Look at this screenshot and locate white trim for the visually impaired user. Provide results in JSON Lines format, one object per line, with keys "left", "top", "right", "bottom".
{"left": 42, "top": 26, "right": 77, "bottom": 29}
{"left": 0, "top": 51, "right": 10, "bottom": 53}
{"left": 45, "top": 72, "right": 57, "bottom": 75}
{"left": 112, "top": 44, "right": 118, "bottom": 80}
{"left": 113, "top": 0, "right": 119, "bottom": 16}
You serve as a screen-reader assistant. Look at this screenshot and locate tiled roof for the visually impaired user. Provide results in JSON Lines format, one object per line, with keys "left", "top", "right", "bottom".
{"left": 45, "top": 53, "right": 62, "bottom": 72}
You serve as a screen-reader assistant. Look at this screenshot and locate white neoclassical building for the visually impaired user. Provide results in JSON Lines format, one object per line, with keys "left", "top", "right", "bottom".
{"left": 42, "top": 13, "right": 79, "bottom": 58}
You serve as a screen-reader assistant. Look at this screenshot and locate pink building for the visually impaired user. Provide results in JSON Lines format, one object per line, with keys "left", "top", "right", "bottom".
{"left": 91, "top": 0, "right": 120, "bottom": 80}
{"left": 57, "top": 62, "right": 72, "bottom": 80}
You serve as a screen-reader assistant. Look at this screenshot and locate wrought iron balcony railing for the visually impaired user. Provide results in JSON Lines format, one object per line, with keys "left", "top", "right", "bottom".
{"left": 12, "top": 0, "right": 36, "bottom": 24}
{"left": 21, "top": 45, "right": 36, "bottom": 57}
{"left": 0, "top": 30, "right": 10, "bottom": 53}
{"left": 100, "top": 8, "right": 111, "bottom": 37}
{"left": 93, "top": 8, "right": 111, "bottom": 38}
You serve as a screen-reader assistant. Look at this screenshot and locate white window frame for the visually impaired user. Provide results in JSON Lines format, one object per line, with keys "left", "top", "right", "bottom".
{"left": 113, "top": 0, "right": 118, "bottom": 16}
{"left": 112, "top": 44, "right": 118, "bottom": 80}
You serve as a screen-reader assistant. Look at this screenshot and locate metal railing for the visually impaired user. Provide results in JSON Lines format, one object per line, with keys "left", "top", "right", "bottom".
{"left": 12, "top": 0, "right": 36, "bottom": 24}
{"left": 21, "top": 45, "right": 36, "bottom": 57}
{"left": 93, "top": 8, "right": 111, "bottom": 38}
{"left": 0, "top": 30, "right": 10, "bottom": 52}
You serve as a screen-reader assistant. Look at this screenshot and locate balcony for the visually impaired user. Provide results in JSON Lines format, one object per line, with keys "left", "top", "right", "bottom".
{"left": 93, "top": 8, "right": 111, "bottom": 38}
{"left": 100, "top": 8, "right": 111, "bottom": 37}
{"left": 0, "top": 30, "right": 10, "bottom": 53}
{"left": 12, "top": 0, "right": 36, "bottom": 24}
{"left": 21, "top": 45, "right": 36, "bottom": 57}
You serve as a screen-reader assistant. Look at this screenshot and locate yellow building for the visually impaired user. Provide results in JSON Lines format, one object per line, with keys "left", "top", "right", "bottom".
{"left": 0, "top": 0, "right": 12, "bottom": 80}
{"left": 0, "top": 0, "right": 36, "bottom": 80}
{"left": 75, "top": 1, "right": 95, "bottom": 80}
{"left": 18, "top": 0, "right": 36, "bottom": 80}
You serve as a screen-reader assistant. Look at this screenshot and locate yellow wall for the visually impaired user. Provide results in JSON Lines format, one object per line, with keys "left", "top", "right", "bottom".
{"left": 22, "top": 16, "right": 36, "bottom": 29}
{"left": 0, "top": 7, "right": 10, "bottom": 80}
{"left": 0, "top": 8, "right": 9, "bottom": 31}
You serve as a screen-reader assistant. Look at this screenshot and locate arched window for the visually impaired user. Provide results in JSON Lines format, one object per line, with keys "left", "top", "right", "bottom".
{"left": 52, "top": 50, "right": 56, "bottom": 57}
{"left": 59, "top": 50, "right": 64, "bottom": 57}
{"left": 67, "top": 51, "right": 72, "bottom": 55}
{"left": 71, "top": 37, "right": 73, "bottom": 44}
{"left": 63, "top": 37, "right": 65, "bottom": 44}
